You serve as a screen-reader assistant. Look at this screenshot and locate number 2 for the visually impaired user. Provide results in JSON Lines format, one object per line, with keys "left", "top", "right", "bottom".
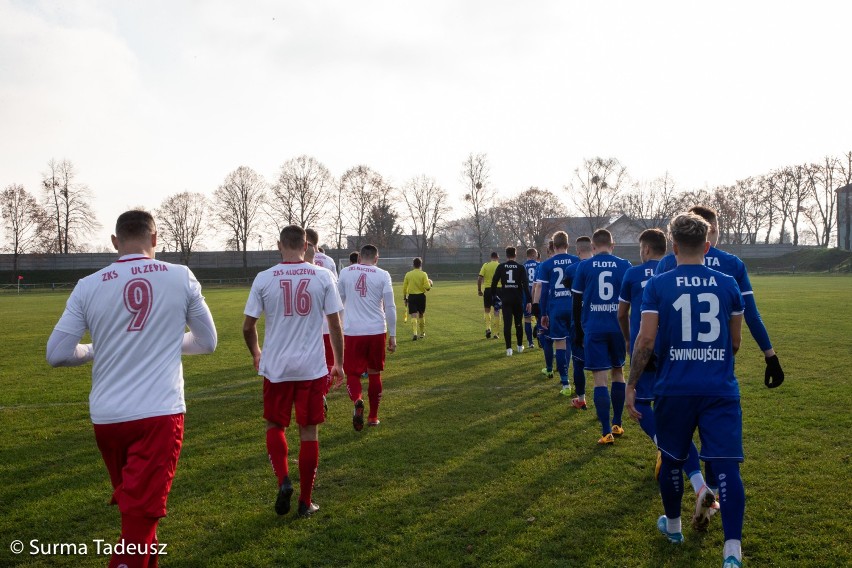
{"left": 123, "top": 278, "right": 153, "bottom": 332}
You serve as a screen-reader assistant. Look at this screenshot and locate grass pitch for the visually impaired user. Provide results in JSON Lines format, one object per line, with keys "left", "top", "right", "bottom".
{"left": 0, "top": 276, "right": 850, "bottom": 567}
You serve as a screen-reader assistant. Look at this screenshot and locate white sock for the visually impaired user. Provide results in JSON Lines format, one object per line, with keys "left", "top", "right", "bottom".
{"left": 666, "top": 516, "right": 682, "bottom": 534}
{"left": 690, "top": 473, "right": 707, "bottom": 495}
{"left": 723, "top": 539, "right": 742, "bottom": 560}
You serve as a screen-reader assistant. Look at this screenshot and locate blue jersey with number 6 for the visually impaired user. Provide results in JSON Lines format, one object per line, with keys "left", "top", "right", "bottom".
{"left": 572, "top": 253, "right": 631, "bottom": 334}
{"left": 641, "top": 264, "right": 744, "bottom": 397}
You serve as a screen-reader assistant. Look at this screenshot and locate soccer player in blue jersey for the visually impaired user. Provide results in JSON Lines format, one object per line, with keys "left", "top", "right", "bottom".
{"left": 656, "top": 205, "right": 784, "bottom": 518}
{"left": 626, "top": 213, "right": 746, "bottom": 568}
{"left": 572, "top": 229, "right": 632, "bottom": 444}
{"left": 523, "top": 248, "right": 539, "bottom": 349}
{"left": 561, "top": 236, "right": 593, "bottom": 409}
{"left": 538, "top": 231, "right": 581, "bottom": 395}
{"left": 532, "top": 240, "right": 555, "bottom": 377}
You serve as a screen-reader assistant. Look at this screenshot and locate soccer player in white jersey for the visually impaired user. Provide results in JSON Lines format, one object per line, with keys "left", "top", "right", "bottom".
{"left": 46, "top": 210, "right": 217, "bottom": 568}
{"left": 337, "top": 244, "right": 397, "bottom": 430}
{"left": 243, "top": 225, "right": 344, "bottom": 518}
{"left": 626, "top": 213, "right": 746, "bottom": 568}
{"left": 305, "top": 227, "right": 338, "bottom": 276}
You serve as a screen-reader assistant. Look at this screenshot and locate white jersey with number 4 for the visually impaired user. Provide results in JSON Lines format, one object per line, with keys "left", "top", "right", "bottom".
{"left": 245, "top": 262, "right": 343, "bottom": 382}
{"left": 337, "top": 264, "right": 396, "bottom": 336}
{"left": 52, "top": 255, "right": 211, "bottom": 425}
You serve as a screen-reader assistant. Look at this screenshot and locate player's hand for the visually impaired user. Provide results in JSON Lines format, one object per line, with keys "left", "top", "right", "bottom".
{"left": 540, "top": 315, "right": 549, "bottom": 329}
{"left": 387, "top": 336, "right": 397, "bottom": 353}
{"left": 531, "top": 303, "right": 540, "bottom": 317}
{"left": 525, "top": 302, "right": 531, "bottom": 313}
{"left": 330, "top": 364, "right": 345, "bottom": 390}
{"left": 252, "top": 351, "right": 261, "bottom": 372}
{"left": 404, "top": 298, "right": 408, "bottom": 306}
{"left": 626, "top": 385, "right": 642, "bottom": 421}
{"left": 764, "top": 354, "right": 784, "bottom": 388}
{"left": 428, "top": 279, "right": 433, "bottom": 287}
{"left": 478, "top": 290, "right": 483, "bottom": 296}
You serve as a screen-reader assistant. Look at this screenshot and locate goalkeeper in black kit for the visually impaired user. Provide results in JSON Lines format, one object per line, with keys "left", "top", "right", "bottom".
{"left": 491, "top": 246, "right": 533, "bottom": 357}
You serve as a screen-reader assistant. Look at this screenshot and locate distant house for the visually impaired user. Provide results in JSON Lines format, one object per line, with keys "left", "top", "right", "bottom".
{"left": 540, "top": 215, "right": 670, "bottom": 244}
{"left": 346, "top": 233, "right": 424, "bottom": 252}
{"left": 541, "top": 216, "right": 612, "bottom": 241}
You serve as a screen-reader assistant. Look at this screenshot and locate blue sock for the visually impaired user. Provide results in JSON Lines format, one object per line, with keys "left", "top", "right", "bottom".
{"left": 593, "top": 386, "right": 611, "bottom": 435}
{"left": 573, "top": 357, "right": 586, "bottom": 396}
{"left": 542, "top": 337, "right": 554, "bottom": 372}
{"left": 611, "top": 382, "right": 626, "bottom": 426}
{"left": 711, "top": 460, "right": 745, "bottom": 541}
{"left": 635, "top": 401, "right": 656, "bottom": 440}
{"left": 555, "top": 349, "right": 568, "bottom": 385}
{"left": 685, "top": 443, "right": 702, "bottom": 480}
{"left": 524, "top": 322, "right": 533, "bottom": 345}
{"left": 658, "top": 454, "right": 684, "bottom": 521}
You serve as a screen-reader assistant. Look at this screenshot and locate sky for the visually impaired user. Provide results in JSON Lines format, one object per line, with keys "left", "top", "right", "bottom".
{"left": 1, "top": 0, "right": 850, "bottom": 249}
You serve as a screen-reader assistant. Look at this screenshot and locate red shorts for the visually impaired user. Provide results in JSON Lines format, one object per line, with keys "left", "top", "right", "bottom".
{"left": 263, "top": 377, "right": 326, "bottom": 427}
{"left": 343, "top": 333, "right": 386, "bottom": 376}
{"left": 93, "top": 413, "right": 184, "bottom": 518}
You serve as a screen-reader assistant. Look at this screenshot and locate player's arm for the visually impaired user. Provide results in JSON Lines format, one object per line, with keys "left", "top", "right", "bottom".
{"left": 383, "top": 283, "right": 397, "bottom": 353}
{"left": 242, "top": 316, "right": 261, "bottom": 371}
{"left": 490, "top": 265, "right": 503, "bottom": 297}
{"left": 46, "top": 329, "right": 93, "bottom": 367}
{"left": 183, "top": 294, "right": 217, "bottom": 355}
{"left": 519, "top": 266, "right": 532, "bottom": 307}
{"left": 326, "top": 311, "right": 345, "bottom": 388}
{"left": 538, "top": 281, "right": 550, "bottom": 327}
{"left": 626, "top": 311, "right": 659, "bottom": 422}
{"left": 741, "top": 292, "right": 774, "bottom": 355}
{"left": 572, "top": 291, "right": 584, "bottom": 343}
{"left": 477, "top": 274, "right": 484, "bottom": 296}
{"left": 617, "top": 300, "right": 631, "bottom": 346}
{"left": 730, "top": 312, "right": 743, "bottom": 356}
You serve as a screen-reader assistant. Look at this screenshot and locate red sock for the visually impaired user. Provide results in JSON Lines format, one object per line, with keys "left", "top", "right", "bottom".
{"left": 109, "top": 514, "right": 159, "bottom": 568}
{"left": 299, "top": 440, "right": 319, "bottom": 506}
{"left": 266, "top": 427, "right": 289, "bottom": 485}
{"left": 346, "top": 375, "right": 363, "bottom": 402}
{"left": 367, "top": 373, "right": 383, "bottom": 421}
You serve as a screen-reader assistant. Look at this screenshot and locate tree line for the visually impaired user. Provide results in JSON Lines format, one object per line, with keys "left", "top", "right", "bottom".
{"left": 3, "top": 151, "right": 850, "bottom": 275}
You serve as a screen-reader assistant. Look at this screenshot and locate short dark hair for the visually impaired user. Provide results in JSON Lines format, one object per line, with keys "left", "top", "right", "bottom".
{"left": 349, "top": 251, "right": 360, "bottom": 264}
{"left": 360, "top": 244, "right": 378, "bottom": 261}
{"left": 575, "top": 236, "right": 592, "bottom": 253}
{"left": 688, "top": 205, "right": 718, "bottom": 226}
{"left": 669, "top": 213, "right": 709, "bottom": 250}
{"left": 490, "top": 251, "right": 499, "bottom": 260}
{"left": 552, "top": 231, "right": 569, "bottom": 249}
{"left": 304, "top": 228, "right": 320, "bottom": 246}
{"left": 280, "top": 225, "right": 306, "bottom": 250}
{"left": 413, "top": 257, "right": 422, "bottom": 268}
{"left": 505, "top": 246, "right": 516, "bottom": 258}
{"left": 526, "top": 247, "right": 537, "bottom": 258}
{"left": 639, "top": 228, "right": 667, "bottom": 254}
{"left": 592, "top": 229, "right": 613, "bottom": 247}
{"left": 115, "top": 210, "right": 155, "bottom": 241}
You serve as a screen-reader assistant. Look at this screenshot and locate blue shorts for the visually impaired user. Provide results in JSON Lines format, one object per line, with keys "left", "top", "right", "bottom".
{"left": 635, "top": 369, "right": 656, "bottom": 401}
{"left": 654, "top": 396, "right": 743, "bottom": 462}
{"left": 583, "top": 331, "right": 626, "bottom": 371}
{"left": 545, "top": 304, "right": 572, "bottom": 340}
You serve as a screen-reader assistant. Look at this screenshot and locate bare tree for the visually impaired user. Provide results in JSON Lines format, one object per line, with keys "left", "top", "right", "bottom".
{"left": 364, "top": 185, "right": 402, "bottom": 249}
{"left": 617, "top": 172, "right": 685, "bottom": 229}
{"left": 759, "top": 174, "right": 781, "bottom": 244}
{"left": 213, "top": 166, "right": 267, "bottom": 268}
{"left": 399, "top": 174, "right": 452, "bottom": 260}
{"left": 155, "top": 192, "right": 209, "bottom": 264}
{"left": 270, "top": 155, "right": 333, "bottom": 231}
{"left": 461, "top": 153, "right": 495, "bottom": 264}
{"left": 41, "top": 159, "right": 100, "bottom": 253}
{"left": 495, "top": 187, "right": 566, "bottom": 248}
{"left": 339, "top": 165, "right": 385, "bottom": 249}
{"left": 1, "top": 184, "right": 51, "bottom": 277}
{"left": 567, "top": 157, "right": 629, "bottom": 233}
{"left": 803, "top": 157, "right": 839, "bottom": 246}
{"left": 780, "top": 164, "right": 810, "bottom": 246}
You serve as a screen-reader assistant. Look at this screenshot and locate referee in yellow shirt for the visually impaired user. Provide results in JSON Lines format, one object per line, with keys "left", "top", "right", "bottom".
{"left": 477, "top": 251, "right": 502, "bottom": 339}
{"left": 403, "top": 257, "right": 432, "bottom": 340}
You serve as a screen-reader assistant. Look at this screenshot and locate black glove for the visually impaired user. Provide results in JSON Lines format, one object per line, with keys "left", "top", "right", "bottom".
{"left": 765, "top": 354, "right": 784, "bottom": 388}
{"left": 573, "top": 329, "right": 584, "bottom": 348}
{"left": 644, "top": 353, "right": 657, "bottom": 373}
{"left": 531, "top": 303, "right": 540, "bottom": 317}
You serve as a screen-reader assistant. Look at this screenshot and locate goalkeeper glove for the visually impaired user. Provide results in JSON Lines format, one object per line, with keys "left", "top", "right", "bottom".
{"left": 531, "top": 303, "right": 540, "bottom": 317}
{"left": 764, "top": 354, "right": 784, "bottom": 388}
